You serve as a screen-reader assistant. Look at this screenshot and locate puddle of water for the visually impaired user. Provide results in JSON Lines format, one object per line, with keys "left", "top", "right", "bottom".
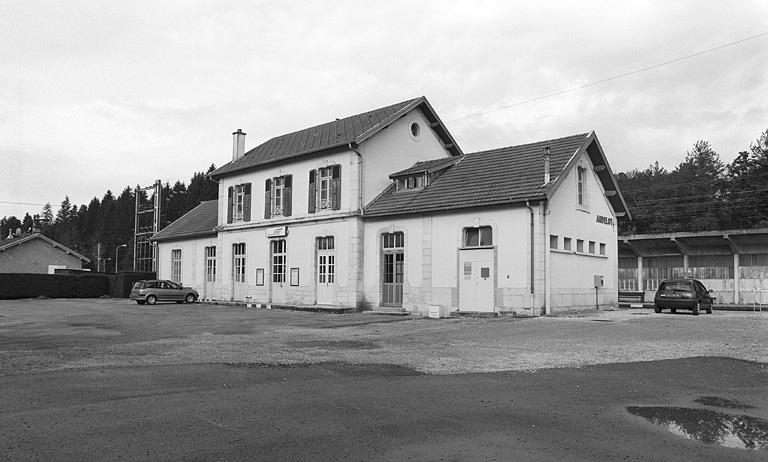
{"left": 590, "top": 319, "right": 613, "bottom": 322}
{"left": 287, "top": 340, "right": 379, "bottom": 350}
{"left": 695, "top": 396, "right": 755, "bottom": 410}
{"left": 627, "top": 406, "right": 768, "bottom": 451}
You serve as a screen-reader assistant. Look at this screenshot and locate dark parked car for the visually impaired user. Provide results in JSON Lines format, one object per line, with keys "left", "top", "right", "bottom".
{"left": 130, "top": 280, "right": 198, "bottom": 305}
{"left": 653, "top": 278, "right": 714, "bottom": 315}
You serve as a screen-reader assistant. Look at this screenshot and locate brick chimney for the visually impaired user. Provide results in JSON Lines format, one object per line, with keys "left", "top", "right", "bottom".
{"left": 543, "top": 146, "right": 551, "bottom": 184}
{"left": 232, "top": 129, "right": 247, "bottom": 161}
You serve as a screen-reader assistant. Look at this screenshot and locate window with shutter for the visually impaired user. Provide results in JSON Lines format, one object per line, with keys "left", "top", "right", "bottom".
{"left": 228, "top": 184, "right": 251, "bottom": 223}
{"left": 268, "top": 175, "right": 292, "bottom": 217}
{"left": 312, "top": 164, "right": 341, "bottom": 211}
{"left": 318, "top": 167, "right": 332, "bottom": 210}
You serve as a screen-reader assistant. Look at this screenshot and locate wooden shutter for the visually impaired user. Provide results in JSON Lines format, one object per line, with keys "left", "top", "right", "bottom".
{"left": 264, "top": 178, "right": 272, "bottom": 219}
{"left": 308, "top": 170, "right": 316, "bottom": 214}
{"left": 227, "top": 186, "right": 233, "bottom": 224}
{"left": 283, "top": 175, "right": 292, "bottom": 217}
{"left": 331, "top": 164, "right": 341, "bottom": 210}
{"left": 243, "top": 183, "right": 252, "bottom": 222}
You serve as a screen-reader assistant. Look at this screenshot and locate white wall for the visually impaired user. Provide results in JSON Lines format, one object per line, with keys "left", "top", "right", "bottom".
{"left": 157, "top": 236, "right": 217, "bottom": 294}
{"left": 217, "top": 150, "right": 358, "bottom": 230}
{"left": 360, "top": 108, "right": 453, "bottom": 205}
{"left": 363, "top": 207, "right": 534, "bottom": 315}
{"left": 547, "top": 150, "right": 619, "bottom": 310}
{"left": 217, "top": 218, "right": 360, "bottom": 305}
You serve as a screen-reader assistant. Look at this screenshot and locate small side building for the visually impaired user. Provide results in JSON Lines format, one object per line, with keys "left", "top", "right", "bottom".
{"left": 151, "top": 200, "right": 219, "bottom": 300}
{"left": 0, "top": 233, "right": 91, "bottom": 274}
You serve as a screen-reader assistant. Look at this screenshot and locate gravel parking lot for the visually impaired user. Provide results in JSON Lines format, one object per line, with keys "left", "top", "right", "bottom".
{"left": 2, "top": 299, "right": 768, "bottom": 461}
{"left": 1, "top": 298, "right": 767, "bottom": 375}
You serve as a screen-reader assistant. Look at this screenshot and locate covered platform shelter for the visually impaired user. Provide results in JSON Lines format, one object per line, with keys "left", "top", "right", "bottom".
{"left": 619, "top": 228, "right": 768, "bottom": 305}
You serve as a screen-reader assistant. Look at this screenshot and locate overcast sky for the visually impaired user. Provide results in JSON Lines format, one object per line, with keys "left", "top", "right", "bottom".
{"left": 1, "top": 0, "right": 767, "bottom": 219}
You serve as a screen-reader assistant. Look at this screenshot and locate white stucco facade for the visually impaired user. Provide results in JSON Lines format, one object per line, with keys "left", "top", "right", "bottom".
{"left": 153, "top": 100, "right": 627, "bottom": 315}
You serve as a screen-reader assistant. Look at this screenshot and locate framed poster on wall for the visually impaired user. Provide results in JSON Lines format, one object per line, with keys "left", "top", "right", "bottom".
{"left": 255, "top": 268, "right": 264, "bottom": 286}
{"left": 290, "top": 267, "right": 299, "bottom": 286}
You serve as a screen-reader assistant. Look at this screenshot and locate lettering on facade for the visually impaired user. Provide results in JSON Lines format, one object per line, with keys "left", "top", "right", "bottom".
{"left": 265, "top": 226, "right": 288, "bottom": 238}
{"left": 596, "top": 215, "right": 613, "bottom": 226}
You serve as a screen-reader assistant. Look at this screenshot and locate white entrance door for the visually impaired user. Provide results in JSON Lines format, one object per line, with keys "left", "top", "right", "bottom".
{"left": 204, "top": 246, "right": 216, "bottom": 300}
{"left": 459, "top": 248, "right": 495, "bottom": 312}
{"left": 270, "top": 239, "right": 287, "bottom": 304}
{"left": 316, "top": 236, "right": 336, "bottom": 305}
{"left": 232, "top": 243, "right": 247, "bottom": 301}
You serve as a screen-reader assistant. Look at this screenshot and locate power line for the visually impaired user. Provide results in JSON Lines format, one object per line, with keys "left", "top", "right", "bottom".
{"left": 0, "top": 200, "right": 47, "bottom": 207}
{"left": 447, "top": 32, "right": 768, "bottom": 123}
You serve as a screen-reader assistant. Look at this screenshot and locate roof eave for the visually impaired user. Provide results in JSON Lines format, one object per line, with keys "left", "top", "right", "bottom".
{"left": 356, "top": 96, "right": 463, "bottom": 157}
{"left": 209, "top": 141, "right": 352, "bottom": 179}
{"left": 544, "top": 132, "right": 631, "bottom": 220}
{"left": 364, "top": 195, "right": 548, "bottom": 217}
{"left": 151, "top": 231, "right": 217, "bottom": 243}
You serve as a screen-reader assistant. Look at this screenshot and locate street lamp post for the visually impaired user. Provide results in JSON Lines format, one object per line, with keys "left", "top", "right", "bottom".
{"left": 115, "top": 244, "right": 128, "bottom": 274}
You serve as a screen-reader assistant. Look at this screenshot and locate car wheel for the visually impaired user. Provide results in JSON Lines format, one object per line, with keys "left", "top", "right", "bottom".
{"left": 185, "top": 293, "right": 196, "bottom": 304}
{"left": 146, "top": 295, "right": 157, "bottom": 305}
{"left": 692, "top": 302, "right": 700, "bottom": 316}
{"left": 654, "top": 305, "right": 662, "bottom": 313}
{"left": 136, "top": 300, "right": 145, "bottom": 305}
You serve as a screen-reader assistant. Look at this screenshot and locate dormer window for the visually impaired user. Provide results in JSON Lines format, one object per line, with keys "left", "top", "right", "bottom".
{"left": 396, "top": 174, "right": 426, "bottom": 191}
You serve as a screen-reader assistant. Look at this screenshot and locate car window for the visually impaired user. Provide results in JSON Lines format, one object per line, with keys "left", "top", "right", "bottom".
{"left": 659, "top": 282, "right": 692, "bottom": 291}
{"left": 169, "top": 282, "right": 181, "bottom": 290}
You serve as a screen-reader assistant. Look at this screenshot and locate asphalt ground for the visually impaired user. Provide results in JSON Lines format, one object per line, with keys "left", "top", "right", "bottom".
{"left": 1, "top": 299, "right": 767, "bottom": 461}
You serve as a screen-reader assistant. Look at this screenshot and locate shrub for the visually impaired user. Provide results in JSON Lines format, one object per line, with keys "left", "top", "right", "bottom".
{"left": 0, "top": 273, "right": 111, "bottom": 299}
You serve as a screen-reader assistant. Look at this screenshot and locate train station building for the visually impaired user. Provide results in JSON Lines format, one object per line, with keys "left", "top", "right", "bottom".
{"left": 151, "top": 97, "right": 630, "bottom": 315}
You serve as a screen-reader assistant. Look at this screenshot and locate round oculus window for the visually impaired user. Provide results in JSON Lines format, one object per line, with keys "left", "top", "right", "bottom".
{"left": 410, "top": 122, "right": 421, "bottom": 139}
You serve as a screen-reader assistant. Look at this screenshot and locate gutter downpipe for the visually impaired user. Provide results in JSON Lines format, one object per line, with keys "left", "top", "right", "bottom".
{"left": 525, "top": 200, "right": 536, "bottom": 316}
{"left": 543, "top": 200, "right": 551, "bottom": 315}
{"left": 348, "top": 142, "right": 364, "bottom": 215}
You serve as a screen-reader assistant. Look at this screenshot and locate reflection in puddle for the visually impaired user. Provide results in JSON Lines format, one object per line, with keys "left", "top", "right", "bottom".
{"left": 627, "top": 406, "right": 768, "bottom": 450}
{"left": 695, "top": 396, "right": 755, "bottom": 410}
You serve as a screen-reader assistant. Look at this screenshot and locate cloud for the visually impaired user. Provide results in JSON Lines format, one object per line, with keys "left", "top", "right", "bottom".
{"left": 1, "top": 0, "right": 767, "bottom": 218}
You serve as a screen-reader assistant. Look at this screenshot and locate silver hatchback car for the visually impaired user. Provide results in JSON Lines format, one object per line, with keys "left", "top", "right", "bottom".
{"left": 130, "top": 280, "right": 198, "bottom": 305}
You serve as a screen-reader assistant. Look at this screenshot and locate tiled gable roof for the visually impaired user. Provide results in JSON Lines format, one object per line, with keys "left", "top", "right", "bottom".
{"left": 0, "top": 233, "right": 91, "bottom": 262}
{"left": 151, "top": 200, "right": 218, "bottom": 242}
{"left": 210, "top": 97, "right": 461, "bottom": 178}
{"left": 364, "top": 133, "right": 591, "bottom": 216}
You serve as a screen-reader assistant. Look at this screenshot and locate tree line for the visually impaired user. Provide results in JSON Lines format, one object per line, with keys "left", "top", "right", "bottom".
{"left": 0, "top": 165, "right": 218, "bottom": 272}
{"left": 617, "top": 128, "right": 768, "bottom": 234}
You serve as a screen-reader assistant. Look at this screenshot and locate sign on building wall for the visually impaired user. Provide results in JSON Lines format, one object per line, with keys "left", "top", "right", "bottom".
{"left": 266, "top": 226, "right": 288, "bottom": 238}
{"left": 596, "top": 215, "right": 614, "bottom": 226}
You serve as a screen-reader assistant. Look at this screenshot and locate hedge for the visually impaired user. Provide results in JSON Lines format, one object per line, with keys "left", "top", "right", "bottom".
{"left": 0, "top": 273, "right": 112, "bottom": 299}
